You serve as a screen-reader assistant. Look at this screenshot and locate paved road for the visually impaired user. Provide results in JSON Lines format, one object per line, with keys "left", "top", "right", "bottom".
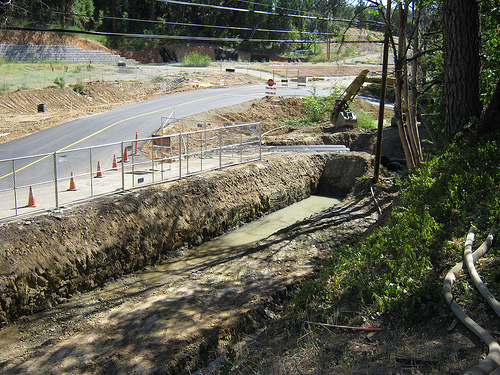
{"left": 0, "top": 84, "right": 297, "bottom": 159}
{"left": 0, "top": 81, "right": 333, "bottom": 218}
{"left": 0, "top": 83, "right": 321, "bottom": 183}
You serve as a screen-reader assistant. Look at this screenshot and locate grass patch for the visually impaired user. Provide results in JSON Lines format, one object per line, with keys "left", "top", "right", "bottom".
{"left": 152, "top": 75, "right": 167, "bottom": 83}
{"left": 181, "top": 52, "right": 211, "bottom": 67}
{"left": 0, "top": 62, "right": 115, "bottom": 92}
{"left": 350, "top": 103, "right": 378, "bottom": 129}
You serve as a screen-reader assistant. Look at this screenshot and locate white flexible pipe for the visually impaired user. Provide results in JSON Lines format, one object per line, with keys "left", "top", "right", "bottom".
{"left": 443, "top": 225, "right": 499, "bottom": 375}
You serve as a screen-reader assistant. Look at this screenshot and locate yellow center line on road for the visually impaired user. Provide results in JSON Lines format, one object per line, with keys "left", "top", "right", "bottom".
{"left": 0, "top": 93, "right": 229, "bottom": 181}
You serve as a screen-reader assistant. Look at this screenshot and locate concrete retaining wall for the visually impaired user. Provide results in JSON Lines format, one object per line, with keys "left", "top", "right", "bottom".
{"left": 0, "top": 44, "right": 137, "bottom": 65}
{"left": 0, "top": 152, "right": 371, "bottom": 326}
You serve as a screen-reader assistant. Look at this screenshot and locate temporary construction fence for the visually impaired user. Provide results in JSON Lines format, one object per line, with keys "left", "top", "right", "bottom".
{"left": 0, "top": 121, "right": 261, "bottom": 222}
{"left": 272, "top": 69, "right": 300, "bottom": 87}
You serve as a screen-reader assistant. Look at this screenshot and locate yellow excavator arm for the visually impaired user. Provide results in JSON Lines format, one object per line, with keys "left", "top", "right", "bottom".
{"left": 330, "top": 69, "right": 396, "bottom": 127}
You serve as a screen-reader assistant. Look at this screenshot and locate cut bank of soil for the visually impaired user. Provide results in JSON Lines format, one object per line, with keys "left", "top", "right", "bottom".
{"left": 0, "top": 152, "right": 376, "bottom": 373}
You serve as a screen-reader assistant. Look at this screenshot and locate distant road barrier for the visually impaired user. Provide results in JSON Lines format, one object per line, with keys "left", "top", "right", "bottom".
{"left": 0, "top": 121, "right": 261, "bottom": 222}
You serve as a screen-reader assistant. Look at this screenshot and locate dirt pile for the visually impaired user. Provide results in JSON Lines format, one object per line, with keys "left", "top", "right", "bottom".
{"left": 0, "top": 81, "right": 166, "bottom": 142}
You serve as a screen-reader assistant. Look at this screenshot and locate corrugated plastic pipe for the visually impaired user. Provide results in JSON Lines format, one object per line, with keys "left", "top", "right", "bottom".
{"left": 443, "top": 225, "right": 498, "bottom": 375}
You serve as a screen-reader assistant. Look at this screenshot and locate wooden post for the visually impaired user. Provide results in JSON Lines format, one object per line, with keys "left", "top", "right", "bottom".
{"left": 373, "top": 0, "right": 391, "bottom": 184}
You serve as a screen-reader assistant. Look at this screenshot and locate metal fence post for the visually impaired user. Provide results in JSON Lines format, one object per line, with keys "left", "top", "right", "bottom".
{"left": 54, "top": 152, "right": 59, "bottom": 209}
{"left": 132, "top": 147, "right": 135, "bottom": 188}
{"left": 90, "top": 148, "right": 94, "bottom": 197}
{"left": 200, "top": 129, "right": 204, "bottom": 172}
{"left": 240, "top": 131, "right": 243, "bottom": 162}
{"left": 12, "top": 159, "right": 18, "bottom": 216}
{"left": 179, "top": 134, "right": 182, "bottom": 179}
{"left": 151, "top": 140, "right": 155, "bottom": 184}
{"left": 218, "top": 129, "right": 222, "bottom": 169}
{"left": 259, "top": 122, "right": 262, "bottom": 160}
{"left": 121, "top": 142, "right": 125, "bottom": 191}
{"left": 186, "top": 134, "right": 190, "bottom": 175}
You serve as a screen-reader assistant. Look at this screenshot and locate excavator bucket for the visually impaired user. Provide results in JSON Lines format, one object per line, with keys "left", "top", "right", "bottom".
{"left": 329, "top": 69, "right": 370, "bottom": 128}
{"left": 331, "top": 108, "right": 358, "bottom": 127}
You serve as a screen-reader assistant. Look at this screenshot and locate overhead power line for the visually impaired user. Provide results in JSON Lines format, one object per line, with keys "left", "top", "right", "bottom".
{"left": 228, "top": 0, "right": 317, "bottom": 17}
{"left": 0, "top": 25, "right": 314, "bottom": 43}
{"left": 158, "top": 0, "right": 363, "bottom": 23}
{"left": 3, "top": 25, "right": 384, "bottom": 44}
{"left": 49, "top": 10, "right": 383, "bottom": 39}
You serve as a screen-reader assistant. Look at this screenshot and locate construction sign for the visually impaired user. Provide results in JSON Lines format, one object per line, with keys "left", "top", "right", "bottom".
{"left": 266, "top": 79, "right": 276, "bottom": 95}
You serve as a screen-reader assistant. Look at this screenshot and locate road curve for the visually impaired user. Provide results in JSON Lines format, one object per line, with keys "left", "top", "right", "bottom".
{"left": 0, "top": 83, "right": 313, "bottom": 159}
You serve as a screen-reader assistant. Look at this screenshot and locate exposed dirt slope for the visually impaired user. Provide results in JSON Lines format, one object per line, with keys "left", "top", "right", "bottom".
{"left": 0, "top": 29, "right": 114, "bottom": 53}
{"left": 0, "top": 152, "right": 375, "bottom": 374}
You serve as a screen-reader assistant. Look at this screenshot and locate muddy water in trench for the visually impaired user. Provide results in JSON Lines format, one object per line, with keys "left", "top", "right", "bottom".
{"left": 0, "top": 195, "right": 340, "bottom": 367}
{"left": 150, "top": 195, "right": 341, "bottom": 274}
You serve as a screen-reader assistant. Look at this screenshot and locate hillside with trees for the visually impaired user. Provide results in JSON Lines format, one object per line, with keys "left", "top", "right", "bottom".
{"left": 1, "top": 1, "right": 499, "bottom": 138}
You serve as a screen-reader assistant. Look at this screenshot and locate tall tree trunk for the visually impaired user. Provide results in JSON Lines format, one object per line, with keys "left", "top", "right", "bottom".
{"left": 408, "top": 8, "right": 422, "bottom": 164}
{"left": 394, "top": 1, "right": 415, "bottom": 169}
{"left": 150, "top": 0, "right": 156, "bottom": 21}
{"left": 111, "top": 0, "right": 116, "bottom": 32}
{"left": 442, "top": 0, "right": 481, "bottom": 141}
{"left": 372, "top": 0, "right": 392, "bottom": 184}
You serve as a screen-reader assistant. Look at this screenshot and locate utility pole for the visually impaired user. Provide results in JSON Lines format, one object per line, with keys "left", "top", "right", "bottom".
{"left": 373, "top": 0, "right": 391, "bottom": 184}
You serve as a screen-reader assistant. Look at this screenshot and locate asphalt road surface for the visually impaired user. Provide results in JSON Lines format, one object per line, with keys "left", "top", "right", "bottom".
{"left": 0, "top": 83, "right": 316, "bottom": 159}
{"left": 0, "top": 82, "right": 331, "bottom": 219}
{"left": 0, "top": 83, "right": 321, "bottom": 188}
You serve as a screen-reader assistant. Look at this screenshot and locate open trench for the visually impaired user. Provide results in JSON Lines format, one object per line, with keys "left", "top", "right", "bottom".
{"left": 0, "top": 151, "right": 397, "bottom": 374}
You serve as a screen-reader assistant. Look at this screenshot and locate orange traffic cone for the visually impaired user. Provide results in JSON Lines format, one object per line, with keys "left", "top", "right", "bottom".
{"left": 28, "top": 186, "right": 37, "bottom": 207}
{"left": 69, "top": 171, "right": 77, "bottom": 191}
{"left": 95, "top": 160, "right": 103, "bottom": 178}
{"left": 123, "top": 147, "right": 130, "bottom": 163}
{"left": 112, "top": 154, "right": 118, "bottom": 170}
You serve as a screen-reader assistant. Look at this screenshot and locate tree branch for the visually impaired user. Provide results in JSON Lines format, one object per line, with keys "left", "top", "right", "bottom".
{"left": 407, "top": 47, "right": 441, "bottom": 62}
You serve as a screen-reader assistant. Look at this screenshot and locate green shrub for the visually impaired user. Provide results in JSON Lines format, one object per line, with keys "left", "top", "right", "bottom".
{"left": 301, "top": 90, "right": 337, "bottom": 123}
{"left": 72, "top": 80, "right": 85, "bottom": 95}
{"left": 152, "top": 75, "right": 166, "bottom": 83}
{"left": 54, "top": 76, "right": 65, "bottom": 89}
{"left": 181, "top": 52, "right": 211, "bottom": 67}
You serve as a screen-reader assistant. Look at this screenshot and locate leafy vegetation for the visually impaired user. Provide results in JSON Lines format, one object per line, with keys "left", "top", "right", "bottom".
{"left": 53, "top": 76, "right": 66, "bottom": 88}
{"left": 72, "top": 79, "right": 86, "bottom": 94}
{"left": 1, "top": 0, "right": 369, "bottom": 56}
{"left": 300, "top": 86, "right": 339, "bottom": 123}
{"left": 181, "top": 52, "right": 211, "bottom": 67}
{"left": 152, "top": 75, "right": 167, "bottom": 83}
{"left": 481, "top": 0, "right": 500, "bottom": 105}
{"left": 350, "top": 102, "right": 377, "bottom": 129}
{"left": 292, "top": 130, "right": 500, "bottom": 324}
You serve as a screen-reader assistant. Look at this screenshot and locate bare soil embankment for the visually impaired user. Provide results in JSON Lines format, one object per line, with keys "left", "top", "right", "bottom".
{"left": 0, "top": 152, "right": 369, "bottom": 326}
